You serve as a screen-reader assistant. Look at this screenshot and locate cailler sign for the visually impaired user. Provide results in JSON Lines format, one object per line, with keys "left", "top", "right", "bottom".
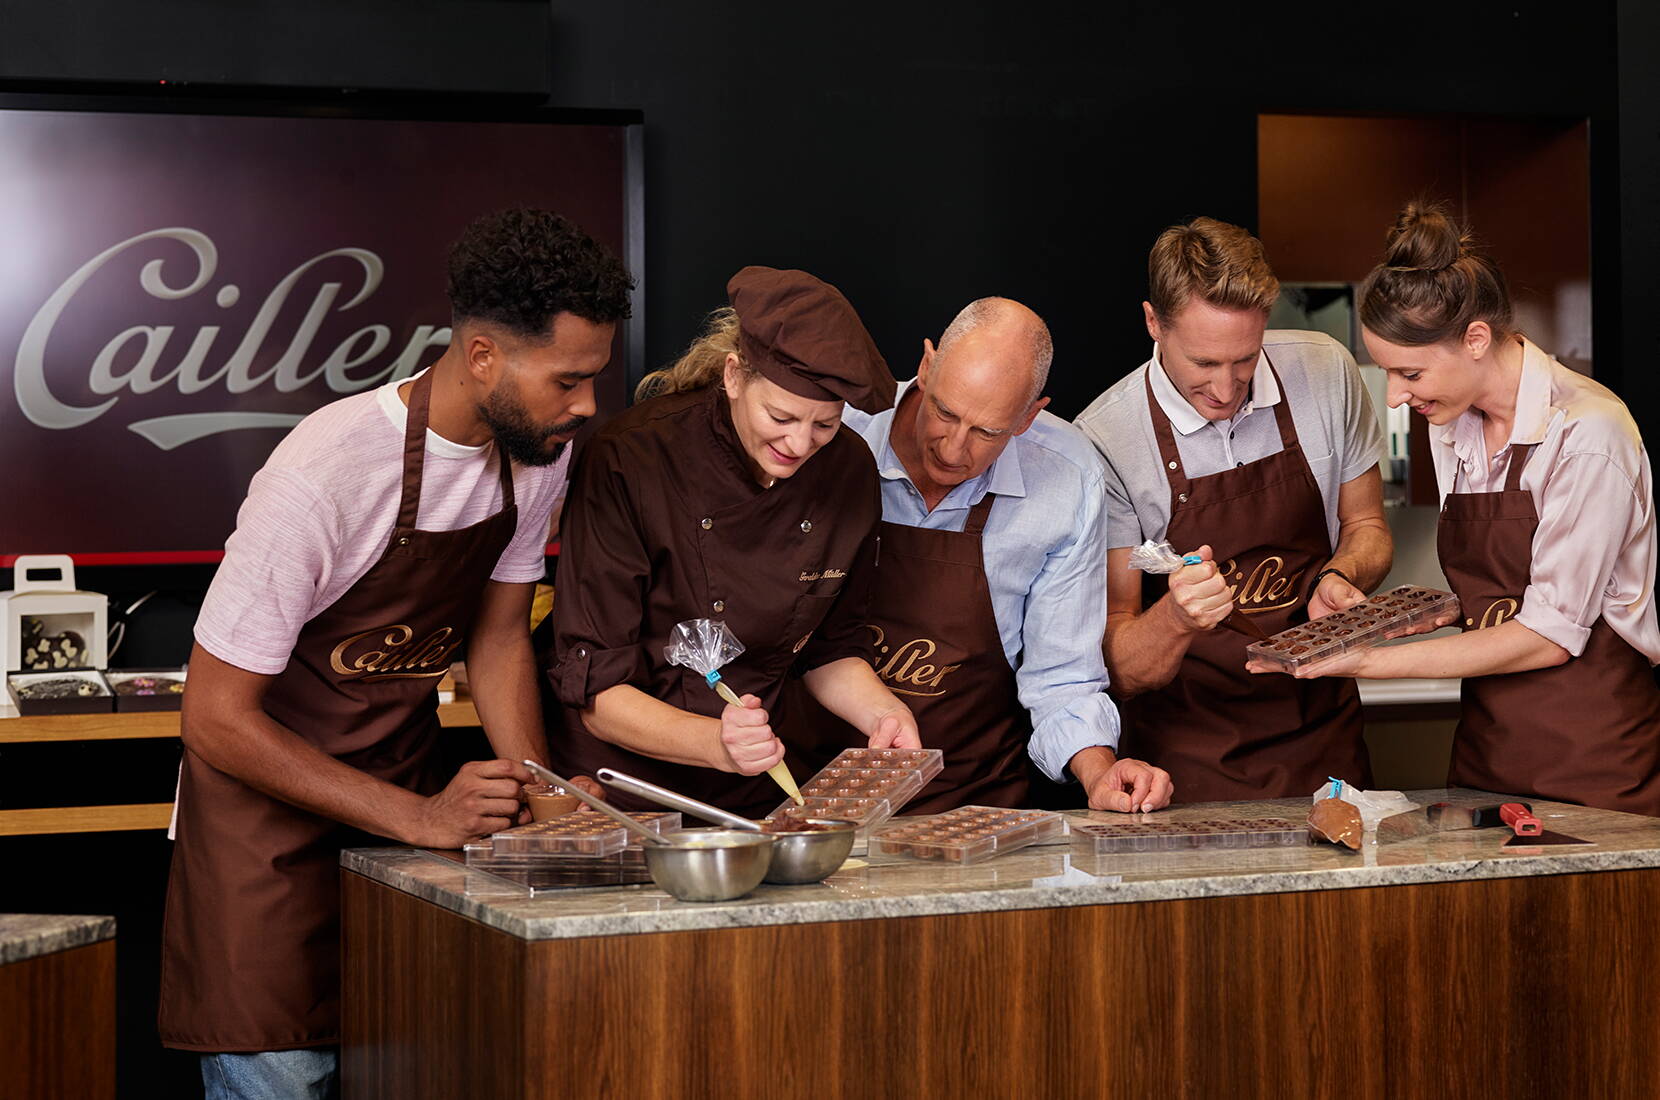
{"left": 15, "top": 227, "right": 450, "bottom": 449}
{"left": 0, "top": 108, "right": 627, "bottom": 555}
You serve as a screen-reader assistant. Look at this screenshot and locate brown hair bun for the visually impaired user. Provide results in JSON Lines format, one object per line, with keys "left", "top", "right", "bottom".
{"left": 1359, "top": 200, "right": 1513, "bottom": 347}
{"left": 1382, "top": 201, "right": 1468, "bottom": 273}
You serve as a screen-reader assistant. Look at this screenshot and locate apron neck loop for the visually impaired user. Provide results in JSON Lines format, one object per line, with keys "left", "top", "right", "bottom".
{"left": 1504, "top": 443, "right": 1537, "bottom": 493}
{"left": 962, "top": 493, "right": 997, "bottom": 537}
{"left": 395, "top": 370, "right": 435, "bottom": 531}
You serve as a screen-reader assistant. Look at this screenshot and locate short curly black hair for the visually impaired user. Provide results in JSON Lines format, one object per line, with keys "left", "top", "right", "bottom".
{"left": 446, "top": 208, "right": 634, "bottom": 337}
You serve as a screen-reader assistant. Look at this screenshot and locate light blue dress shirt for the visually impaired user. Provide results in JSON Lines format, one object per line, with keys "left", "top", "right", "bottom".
{"left": 843, "top": 380, "right": 1121, "bottom": 783}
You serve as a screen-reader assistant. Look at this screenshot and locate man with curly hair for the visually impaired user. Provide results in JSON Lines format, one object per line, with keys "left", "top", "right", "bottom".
{"left": 160, "top": 209, "right": 633, "bottom": 1098}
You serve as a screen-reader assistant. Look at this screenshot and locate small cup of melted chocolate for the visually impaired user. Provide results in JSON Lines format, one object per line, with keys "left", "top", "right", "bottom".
{"left": 524, "top": 784, "right": 581, "bottom": 822}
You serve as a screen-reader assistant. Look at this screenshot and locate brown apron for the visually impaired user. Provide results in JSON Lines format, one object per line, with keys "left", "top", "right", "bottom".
{"left": 1120, "top": 359, "right": 1368, "bottom": 802}
{"left": 1439, "top": 443, "right": 1660, "bottom": 814}
{"left": 159, "top": 369, "right": 519, "bottom": 1051}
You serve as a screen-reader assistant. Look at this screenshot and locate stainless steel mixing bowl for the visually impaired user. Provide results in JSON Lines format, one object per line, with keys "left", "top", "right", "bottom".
{"left": 760, "top": 818, "right": 857, "bottom": 884}
{"left": 642, "top": 829, "right": 775, "bottom": 902}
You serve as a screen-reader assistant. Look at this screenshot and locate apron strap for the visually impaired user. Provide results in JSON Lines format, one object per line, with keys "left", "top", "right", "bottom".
{"left": 395, "top": 370, "right": 434, "bottom": 532}
{"left": 1504, "top": 442, "right": 1538, "bottom": 492}
{"left": 962, "top": 493, "right": 997, "bottom": 537}
{"left": 496, "top": 442, "right": 517, "bottom": 512}
{"left": 1262, "top": 353, "right": 1298, "bottom": 451}
{"left": 1142, "top": 366, "right": 1192, "bottom": 506}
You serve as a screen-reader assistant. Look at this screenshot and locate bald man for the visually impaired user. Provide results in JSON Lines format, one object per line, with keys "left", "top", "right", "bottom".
{"left": 816, "top": 298, "right": 1172, "bottom": 812}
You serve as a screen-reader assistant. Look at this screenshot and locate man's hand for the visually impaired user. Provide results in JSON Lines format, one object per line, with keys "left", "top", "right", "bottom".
{"left": 563, "top": 774, "right": 607, "bottom": 813}
{"left": 867, "top": 704, "right": 922, "bottom": 749}
{"left": 1068, "top": 746, "right": 1174, "bottom": 813}
{"left": 718, "top": 694, "right": 786, "bottom": 775}
{"left": 1308, "top": 570, "right": 1368, "bottom": 620}
{"left": 408, "top": 758, "right": 536, "bottom": 848}
{"left": 1165, "top": 545, "right": 1234, "bottom": 634}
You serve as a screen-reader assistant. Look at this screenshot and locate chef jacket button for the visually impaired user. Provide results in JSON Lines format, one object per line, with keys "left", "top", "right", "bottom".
{"left": 1168, "top": 460, "right": 1179, "bottom": 470}
{"left": 576, "top": 646, "right": 587, "bottom": 658}
{"left": 800, "top": 520, "right": 813, "bottom": 533}
{"left": 1178, "top": 492, "right": 1188, "bottom": 503}
{"left": 701, "top": 518, "right": 713, "bottom": 530}
{"left": 713, "top": 600, "right": 726, "bottom": 613}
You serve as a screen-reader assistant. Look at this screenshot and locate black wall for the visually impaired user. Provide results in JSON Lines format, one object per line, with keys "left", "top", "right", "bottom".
{"left": 0, "top": 1, "right": 1651, "bottom": 1095}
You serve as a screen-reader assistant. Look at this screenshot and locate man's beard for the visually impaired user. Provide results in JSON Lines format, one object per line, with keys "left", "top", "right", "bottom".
{"left": 477, "top": 374, "right": 586, "bottom": 467}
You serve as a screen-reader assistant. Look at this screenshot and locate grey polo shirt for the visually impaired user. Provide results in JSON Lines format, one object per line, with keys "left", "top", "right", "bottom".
{"left": 1073, "top": 329, "right": 1383, "bottom": 551}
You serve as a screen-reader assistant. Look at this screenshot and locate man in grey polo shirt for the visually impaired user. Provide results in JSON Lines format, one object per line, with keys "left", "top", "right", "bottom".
{"left": 1074, "top": 217, "right": 1390, "bottom": 802}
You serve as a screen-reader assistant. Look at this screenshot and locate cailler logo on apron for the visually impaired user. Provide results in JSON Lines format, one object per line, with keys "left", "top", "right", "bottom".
{"left": 1475, "top": 598, "right": 1519, "bottom": 629}
{"left": 328, "top": 623, "right": 464, "bottom": 680}
{"left": 1217, "top": 554, "right": 1306, "bottom": 614}
{"left": 868, "top": 626, "right": 963, "bottom": 698}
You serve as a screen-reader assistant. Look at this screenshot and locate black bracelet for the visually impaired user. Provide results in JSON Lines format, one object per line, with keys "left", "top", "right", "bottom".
{"left": 1313, "top": 566, "right": 1355, "bottom": 590}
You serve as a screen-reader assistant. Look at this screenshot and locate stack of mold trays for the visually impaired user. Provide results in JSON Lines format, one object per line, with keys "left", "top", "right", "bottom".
{"left": 1070, "top": 816, "right": 1305, "bottom": 854}
{"left": 1246, "top": 584, "right": 1460, "bottom": 674}
{"left": 764, "top": 747, "right": 944, "bottom": 831}
{"left": 465, "top": 811, "right": 682, "bottom": 862}
{"left": 867, "top": 806, "right": 1065, "bottom": 864}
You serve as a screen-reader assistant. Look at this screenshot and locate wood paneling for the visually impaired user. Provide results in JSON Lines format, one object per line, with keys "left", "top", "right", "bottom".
{"left": 0, "top": 802, "right": 173, "bottom": 836}
{"left": 0, "top": 699, "right": 481, "bottom": 744}
{"left": 0, "top": 939, "right": 116, "bottom": 1100}
{"left": 344, "top": 868, "right": 1660, "bottom": 1099}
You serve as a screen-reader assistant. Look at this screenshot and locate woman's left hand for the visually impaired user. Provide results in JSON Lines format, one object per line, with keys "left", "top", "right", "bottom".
{"left": 867, "top": 704, "right": 922, "bottom": 749}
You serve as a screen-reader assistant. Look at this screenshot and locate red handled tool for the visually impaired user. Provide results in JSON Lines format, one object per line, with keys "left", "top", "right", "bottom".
{"left": 1501, "top": 803, "right": 1542, "bottom": 836}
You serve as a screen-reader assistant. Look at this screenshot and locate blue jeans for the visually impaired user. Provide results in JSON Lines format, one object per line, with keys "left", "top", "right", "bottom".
{"left": 201, "top": 1048, "right": 338, "bottom": 1100}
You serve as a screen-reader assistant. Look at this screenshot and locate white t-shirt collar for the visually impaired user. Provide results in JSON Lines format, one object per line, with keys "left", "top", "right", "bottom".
{"left": 375, "top": 369, "right": 494, "bottom": 460}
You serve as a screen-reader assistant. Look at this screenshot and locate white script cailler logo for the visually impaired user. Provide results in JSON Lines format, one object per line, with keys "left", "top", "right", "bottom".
{"left": 13, "top": 227, "right": 451, "bottom": 449}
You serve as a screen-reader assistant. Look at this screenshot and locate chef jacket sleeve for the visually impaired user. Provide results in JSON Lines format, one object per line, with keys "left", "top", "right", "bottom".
{"left": 1022, "top": 459, "right": 1123, "bottom": 782}
{"left": 795, "top": 483, "right": 882, "bottom": 672}
{"left": 1517, "top": 451, "right": 1647, "bottom": 657}
{"left": 548, "top": 437, "right": 652, "bottom": 707}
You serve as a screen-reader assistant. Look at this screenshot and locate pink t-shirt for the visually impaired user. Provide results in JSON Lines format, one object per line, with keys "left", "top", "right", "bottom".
{"left": 194, "top": 371, "right": 569, "bottom": 675}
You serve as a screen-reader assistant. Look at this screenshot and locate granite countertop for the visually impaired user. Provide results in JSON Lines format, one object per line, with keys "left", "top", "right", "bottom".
{"left": 0, "top": 913, "right": 116, "bottom": 965}
{"left": 342, "top": 789, "right": 1660, "bottom": 942}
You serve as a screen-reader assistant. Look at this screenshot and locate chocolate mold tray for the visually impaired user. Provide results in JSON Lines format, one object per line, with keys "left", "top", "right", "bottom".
{"left": 1246, "top": 585, "right": 1459, "bottom": 673}
{"left": 766, "top": 796, "right": 894, "bottom": 831}
{"left": 1070, "top": 816, "right": 1306, "bottom": 853}
{"left": 769, "top": 747, "right": 944, "bottom": 826}
{"left": 868, "top": 806, "right": 1065, "bottom": 864}
{"left": 480, "top": 811, "right": 682, "bottom": 859}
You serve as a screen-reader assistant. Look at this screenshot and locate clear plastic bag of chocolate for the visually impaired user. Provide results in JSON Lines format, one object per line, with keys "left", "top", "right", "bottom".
{"left": 663, "top": 619, "right": 745, "bottom": 681}
{"left": 1307, "top": 778, "right": 1417, "bottom": 850}
{"left": 1126, "top": 540, "right": 1187, "bottom": 575}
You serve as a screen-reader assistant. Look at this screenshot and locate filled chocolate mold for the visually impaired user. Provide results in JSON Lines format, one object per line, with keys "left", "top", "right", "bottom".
{"left": 480, "top": 811, "right": 682, "bottom": 859}
{"left": 767, "top": 747, "right": 944, "bottom": 828}
{"left": 1070, "top": 816, "right": 1305, "bottom": 853}
{"left": 868, "top": 806, "right": 1065, "bottom": 863}
{"left": 1246, "top": 585, "right": 1460, "bottom": 673}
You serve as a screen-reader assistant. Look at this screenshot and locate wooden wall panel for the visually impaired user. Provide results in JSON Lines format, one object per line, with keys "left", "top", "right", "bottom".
{"left": 0, "top": 939, "right": 116, "bottom": 1100}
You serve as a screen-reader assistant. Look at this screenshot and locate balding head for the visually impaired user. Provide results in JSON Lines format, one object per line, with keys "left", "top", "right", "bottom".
{"left": 934, "top": 297, "right": 1053, "bottom": 406}
{"left": 890, "top": 297, "right": 1055, "bottom": 500}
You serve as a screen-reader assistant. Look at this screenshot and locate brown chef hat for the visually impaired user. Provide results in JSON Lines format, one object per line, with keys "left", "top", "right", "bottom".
{"left": 726, "top": 266, "right": 896, "bottom": 414}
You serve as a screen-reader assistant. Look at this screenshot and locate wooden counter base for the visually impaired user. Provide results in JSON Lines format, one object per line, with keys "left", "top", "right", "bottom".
{"left": 343, "top": 868, "right": 1659, "bottom": 1098}
{"left": 0, "top": 939, "right": 116, "bottom": 1100}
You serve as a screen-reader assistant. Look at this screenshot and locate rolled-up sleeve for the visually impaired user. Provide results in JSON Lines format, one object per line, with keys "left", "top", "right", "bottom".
{"left": 1517, "top": 452, "right": 1644, "bottom": 657}
{"left": 548, "top": 437, "right": 651, "bottom": 707}
{"left": 1023, "top": 464, "right": 1123, "bottom": 781}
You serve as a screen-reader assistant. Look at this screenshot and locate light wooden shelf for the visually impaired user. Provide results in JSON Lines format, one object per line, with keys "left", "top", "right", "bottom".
{"left": 0, "top": 699, "right": 482, "bottom": 744}
{"left": 0, "top": 803, "right": 174, "bottom": 837}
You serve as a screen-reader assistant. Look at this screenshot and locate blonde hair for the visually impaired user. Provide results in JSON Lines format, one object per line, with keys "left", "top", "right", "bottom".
{"left": 1147, "top": 217, "right": 1279, "bottom": 324}
{"left": 1358, "top": 200, "right": 1513, "bottom": 347}
{"left": 635, "top": 307, "right": 759, "bottom": 401}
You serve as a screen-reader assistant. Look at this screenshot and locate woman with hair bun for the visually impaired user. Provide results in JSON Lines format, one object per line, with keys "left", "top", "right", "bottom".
{"left": 1258, "top": 201, "right": 1660, "bottom": 815}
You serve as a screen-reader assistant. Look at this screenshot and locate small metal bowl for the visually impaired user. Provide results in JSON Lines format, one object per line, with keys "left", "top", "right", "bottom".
{"left": 643, "top": 829, "right": 775, "bottom": 902}
{"left": 759, "top": 818, "right": 857, "bottom": 884}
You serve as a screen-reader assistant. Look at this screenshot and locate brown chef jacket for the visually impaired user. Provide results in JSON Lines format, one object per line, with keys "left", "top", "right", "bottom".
{"left": 547, "top": 384, "right": 881, "bottom": 819}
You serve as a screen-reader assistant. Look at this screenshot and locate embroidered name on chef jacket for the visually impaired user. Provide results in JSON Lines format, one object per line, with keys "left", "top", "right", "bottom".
{"left": 798, "top": 568, "right": 847, "bottom": 583}
{"left": 868, "top": 626, "right": 962, "bottom": 697}
{"left": 1219, "top": 555, "right": 1306, "bottom": 614}
{"left": 329, "top": 624, "right": 463, "bottom": 681}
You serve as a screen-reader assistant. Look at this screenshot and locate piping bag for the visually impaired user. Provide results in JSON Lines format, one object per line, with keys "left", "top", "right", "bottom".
{"left": 664, "top": 618, "right": 804, "bottom": 805}
{"left": 1127, "top": 540, "right": 1268, "bottom": 642}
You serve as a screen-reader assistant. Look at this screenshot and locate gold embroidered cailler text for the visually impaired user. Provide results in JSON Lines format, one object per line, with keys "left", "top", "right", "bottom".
{"left": 329, "top": 624, "right": 462, "bottom": 681}
{"left": 867, "top": 626, "right": 962, "bottom": 697}
{"left": 1479, "top": 598, "right": 1520, "bottom": 629}
{"left": 1221, "top": 554, "right": 1306, "bottom": 613}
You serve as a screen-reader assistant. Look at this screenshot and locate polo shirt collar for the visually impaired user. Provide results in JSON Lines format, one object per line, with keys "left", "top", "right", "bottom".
{"left": 1148, "top": 343, "right": 1278, "bottom": 437}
